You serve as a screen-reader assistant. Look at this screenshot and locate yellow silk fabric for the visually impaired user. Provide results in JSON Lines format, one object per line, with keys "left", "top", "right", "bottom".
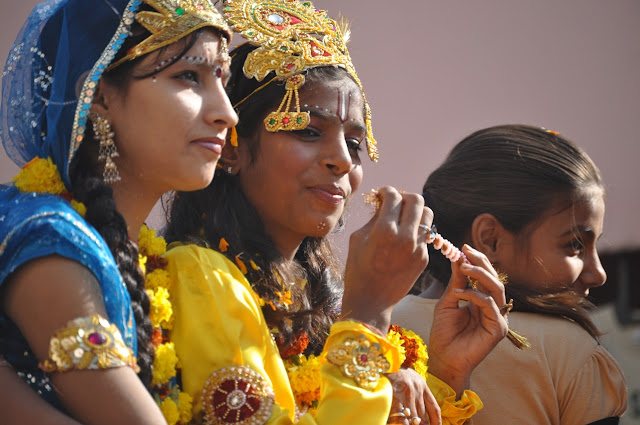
{"left": 164, "top": 244, "right": 399, "bottom": 424}
{"left": 427, "top": 373, "right": 484, "bottom": 425}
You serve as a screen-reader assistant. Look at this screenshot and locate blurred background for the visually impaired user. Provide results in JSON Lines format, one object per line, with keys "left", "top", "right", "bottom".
{"left": 2, "top": 1, "right": 638, "bottom": 422}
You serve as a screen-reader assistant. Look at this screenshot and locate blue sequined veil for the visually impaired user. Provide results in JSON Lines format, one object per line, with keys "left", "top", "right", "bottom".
{"left": 0, "top": 0, "right": 143, "bottom": 406}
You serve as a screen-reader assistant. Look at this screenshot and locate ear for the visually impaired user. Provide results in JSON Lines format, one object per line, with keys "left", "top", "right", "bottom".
{"left": 220, "top": 134, "right": 246, "bottom": 175}
{"left": 89, "top": 80, "right": 114, "bottom": 118}
{"left": 470, "top": 213, "right": 510, "bottom": 264}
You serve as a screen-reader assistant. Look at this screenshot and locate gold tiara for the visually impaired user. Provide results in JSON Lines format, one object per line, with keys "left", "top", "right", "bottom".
{"left": 222, "top": 0, "right": 378, "bottom": 161}
{"left": 108, "top": 0, "right": 231, "bottom": 71}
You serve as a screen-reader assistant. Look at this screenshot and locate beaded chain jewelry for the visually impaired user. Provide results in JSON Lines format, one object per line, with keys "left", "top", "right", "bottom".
{"left": 363, "top": 189, "right": 530, "bottom": 350}
{"left": 363, "top": 189, "right": 466, "bottom": 263}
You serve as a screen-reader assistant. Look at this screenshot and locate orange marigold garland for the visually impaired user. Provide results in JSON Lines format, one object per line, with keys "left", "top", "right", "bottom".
{"left": 387, "top": 324, "right": 429, "bottom": 380}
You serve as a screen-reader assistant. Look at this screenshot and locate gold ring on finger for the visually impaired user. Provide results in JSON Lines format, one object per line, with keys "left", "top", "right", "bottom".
{"left": 409, "top": 417, "right": 422, "bottom": 425}
{"left": 500, "top": 298, "right": 514, "bottom": 315}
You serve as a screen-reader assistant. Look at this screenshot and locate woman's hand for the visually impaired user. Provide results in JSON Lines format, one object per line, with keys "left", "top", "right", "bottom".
{"left": 427, "top": 245, "right": 508, "bottom": 395}
{"left": 342, "top": 187, "right": 432, "bottom": 332}
{"left": 387, "top": 369, "right": 442, "bottom": 425}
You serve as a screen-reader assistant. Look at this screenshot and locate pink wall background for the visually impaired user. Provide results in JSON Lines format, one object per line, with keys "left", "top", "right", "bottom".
{"left": 2, "top": 0, "right": 639, "bottom": 254}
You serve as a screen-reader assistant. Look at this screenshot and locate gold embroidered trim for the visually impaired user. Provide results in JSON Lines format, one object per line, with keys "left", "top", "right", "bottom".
{"left": 39, "top": 314, "right": 137, "bottom": 373}
{"left": 202, "top": 365, "right": 275, "bottom": 425}
{"left": 326, "top": 333, "right": 390, "bottom": 390}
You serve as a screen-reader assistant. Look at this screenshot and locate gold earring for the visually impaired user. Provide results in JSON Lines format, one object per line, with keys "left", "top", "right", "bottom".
{"left": 91, "top": 113, "right": 121, "bottom": 184}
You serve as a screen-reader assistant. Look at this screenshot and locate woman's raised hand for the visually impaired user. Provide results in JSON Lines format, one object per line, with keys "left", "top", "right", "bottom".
{"left": 427, "top": 245, "right": 509, "bottom": 394}
{"left": 342, "top": 186, "right": 432, "bottom": 332}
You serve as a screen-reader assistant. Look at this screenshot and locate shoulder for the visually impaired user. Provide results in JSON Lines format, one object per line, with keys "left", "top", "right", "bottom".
{"left": 163, "top": 243, "right": 255, "bottom": 300}
{"left": 164, "top": 243, "right": 243, "bottom": 276}
{"left": 509, "top": 312, "right": 599, "bottom": 355}
{"left": 482, "top": 312, "right": 604, "bottom": 384}
{"left": 0, "top": 186, "right": 114, "bottom": 285}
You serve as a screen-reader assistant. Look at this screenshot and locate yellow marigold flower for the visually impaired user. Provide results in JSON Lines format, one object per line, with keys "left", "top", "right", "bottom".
{"left": 178, "top": 391, "right": 193, "bottom": 423}
{"left": 139, "top": 254, "right": 147, "bottom": 276}
{"left": 286, "top": 354, "right": 322, "bottom": 407}
{"left": 138, "top": 224, "right": 167, "bottom": 256}
{"left": 146, "top": 268, "right": 171, "bottom": 291}
{"left": 413, "top": 359, "right": 428, "bottom": 380}
{"left": 160, "top": 397, "right": 180, "bottom": 425}
{"left": 276, "top": 290, "right": 293, "bottom": 308}
{"left": 250, "top": 259, "right": 260, "bottom": 271}
{"left": 152, "top": 342, "right": 178, "bottom": 386}
{"left": 386, "top": 328, "right": 407, "bottom": 365}
{"left": 13, "top": 157, "right": 66, "bottom": 194}
{"left": 147, "top": 287, "right": 173, "bottom": 329}
{"left": 70, "top": 200, "right": 86, "bottom": 217}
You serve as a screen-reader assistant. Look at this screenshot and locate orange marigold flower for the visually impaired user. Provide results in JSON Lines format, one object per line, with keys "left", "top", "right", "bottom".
{"left": 152, "top": 328, "right": 164, "bottom": 347}
{"left": 146, "top": 254, "right": 168, "bottom": 274}
{"left": 219, "top": 237, "right": 229, "bottom": 252}
{"left": 280, "top": 332, "right": 310, "bottom": 359}
{"left": 235, "top": 255, "right": 247, "bottom": 274}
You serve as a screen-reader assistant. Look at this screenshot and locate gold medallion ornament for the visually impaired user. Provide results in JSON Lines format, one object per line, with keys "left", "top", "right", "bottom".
{"left": 108, "top": 0, "right": 231, "bottom": 71}
{"left": 201, "top": 365, "right": 275, "bottom": 425}
{"left": 40, "top": 315, "right": 138, "bottom": 373}
{"left": 223, "top": 0, "right": 379, "bottom": 161}
{"left": 326, "top": 334, "right": 391, "bottom": 390}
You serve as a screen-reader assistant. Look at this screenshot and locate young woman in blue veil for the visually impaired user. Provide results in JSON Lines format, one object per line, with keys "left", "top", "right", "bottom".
{"left": 0, "top": 0, "right": 236, "bottom": 423}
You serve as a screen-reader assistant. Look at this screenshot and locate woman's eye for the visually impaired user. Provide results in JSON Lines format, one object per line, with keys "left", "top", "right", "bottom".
{"left": 346, "top": 138, "right": 363, "bottom": 152}
{"left": 292, "top": 128, "right": 320, "bottom": 138}
{"left": 175, "top": 70, "right": 199, "bottom": 83}
{"left": 568, "top": 238, "right": 585, "bottom": 254}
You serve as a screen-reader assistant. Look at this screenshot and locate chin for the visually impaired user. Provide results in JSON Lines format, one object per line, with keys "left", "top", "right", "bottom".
{"left": 178, "top": 173, "right": 216, "bottom": 192}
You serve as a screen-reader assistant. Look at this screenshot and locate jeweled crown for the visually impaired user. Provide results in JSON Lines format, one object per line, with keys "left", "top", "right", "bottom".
{"left": 223, "top": 0, "right": 378, "bottom": 161}
{"left": 108, "top": 0, "right": 231, "bottom": 70}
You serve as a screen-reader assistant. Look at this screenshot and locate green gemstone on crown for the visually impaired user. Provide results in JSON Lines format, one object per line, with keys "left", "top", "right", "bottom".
{"left": 176, "top": 7, "right": 185, "bottom": 15}
{"left": 269, "top": 118, "right": 276, "bottom": 125}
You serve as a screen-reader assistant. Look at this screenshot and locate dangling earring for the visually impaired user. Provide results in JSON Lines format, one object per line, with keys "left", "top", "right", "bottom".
{"left": 91, "top": 113, "right": 121, "bottom": 184}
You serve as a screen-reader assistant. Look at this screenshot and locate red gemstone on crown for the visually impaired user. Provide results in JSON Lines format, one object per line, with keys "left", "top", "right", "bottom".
{"left": 282, "top": 117, "right": 290, "bottom": 124}
{"left": 359, "top": 354, "right": 368, "bottom": 364}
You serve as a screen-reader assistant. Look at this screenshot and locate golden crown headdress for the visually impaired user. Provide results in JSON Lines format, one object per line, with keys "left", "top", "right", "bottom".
{"left": 223, "top": 0, "right": 378, "bottom": 161}
{"left": 108, "top": 0, "right": 231, "bottom": 71}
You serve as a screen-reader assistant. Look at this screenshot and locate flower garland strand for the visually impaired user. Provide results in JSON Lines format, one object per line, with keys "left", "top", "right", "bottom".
{"left": 387, "top": 324, "right": 429, "bottom": 380}
{"left": 138, "top": 225, "right": 192, "bottom": 425}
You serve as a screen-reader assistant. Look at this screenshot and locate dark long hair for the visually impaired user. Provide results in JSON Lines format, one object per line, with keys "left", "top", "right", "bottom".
{"left": 164, "top": 43, "right": 349, "bottom": 354}
{"left": 419, "top": 124, "right": 603, "bottom": 339}
{"left": 70, "top": 15, "right": 227, "bottom": 388}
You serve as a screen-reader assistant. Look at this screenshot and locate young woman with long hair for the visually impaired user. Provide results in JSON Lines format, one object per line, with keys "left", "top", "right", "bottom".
{"left": 0, "top": 1, "right": 236, "bottom": 423}
{"left": 160, "top": 2, "right": 509, "bottom": 424}
{"left": 392, "top": 124, "right": 627, "bottom": 425}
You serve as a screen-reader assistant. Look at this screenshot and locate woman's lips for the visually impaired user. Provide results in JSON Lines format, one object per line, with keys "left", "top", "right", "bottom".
{"left": 308, "top": 185, "right": 346, "bottom": 205}
{"left": 193, "top": 138, "right": 224, "bottom": 154}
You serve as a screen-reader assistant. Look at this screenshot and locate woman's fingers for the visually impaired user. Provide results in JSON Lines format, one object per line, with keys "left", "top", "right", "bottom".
{"left": 448, "top": 288, "right": 507, "bottom": 335}
{"left": 423, "top": 385, "right": 441, "bottom": 425}
{"left": 445, "top": 245, "right": 506, "bottom": 308}
{"left": 459, "top": 261, "right": 506, "bottom": 308}
{"left": 375, "top": 186, "right": 404, "bottom": 230}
